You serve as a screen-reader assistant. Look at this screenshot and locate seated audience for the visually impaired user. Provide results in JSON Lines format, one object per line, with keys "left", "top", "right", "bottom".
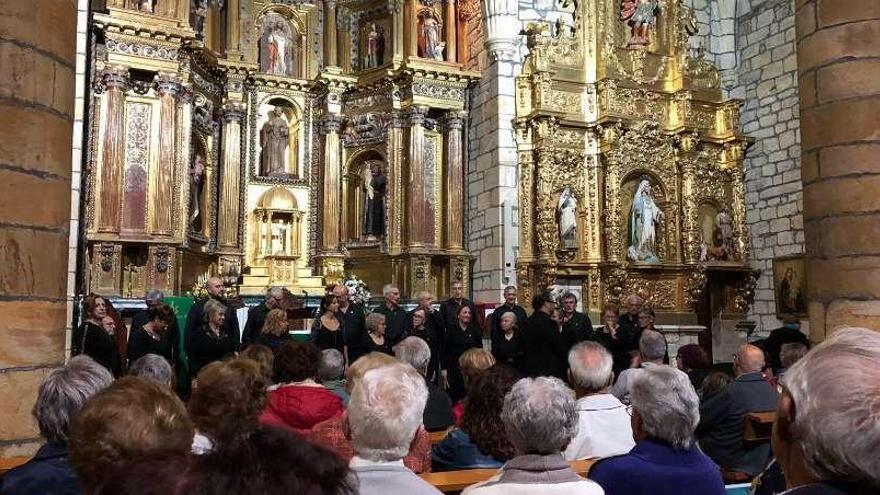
{"left": 762, "top": 314, "right": 810, "bottom": 373}
{"left": 320, "top": 348, "right": 349, "bottom": 405}
{"left": 675, "top": 343, "right": 711, "bottom": 391}
{"left": 611, "top": 329, "right": 666, "bottom": 404}
{"left": 348, "top": 362, "right": 440, "bottom": 495}
{"left": 700, "top": 370, "right": 733, "bottom": 400}
{"left": 127, "top": 304, "right": 177, "bottom": 368}
{"left": 771, "top": 327, "right": 880, "bottom": 494}
{"left": 261, "top": 341, "right": 344, "bottom": 433}
{"left": 68, "top": 377, "right": 194, "bottom": 493}
{"left": 463, "top": 376, "right": 604, "bottom": 495}
{"left": 128, "top": 353, "right": 174, "bottom": 388}
{"left": 697, "top": 344, "right": 778, "bottom": 477}
{"left": 309, "top": 352, "right": 431, "bottom": 473}
{"left": 256, "top": 308, "right": 290, "bottom": 352}
{"left": 432, "top": 364, "right": 519, "bottom": 471}
{"left": 1, "top": 356, "right": 113, "bottom": 495}
{"left": 185, "top": 299, "right": 238, "bottom": 379}
{"left": 777, "top": 342, "right": 808, "bottom": 378}
{"left": 238, "top": 343, "right": 274, "bottom": 384}
{"left": 394, "top": 336, "right": 454, "bottom": 432}
{"left": 589, "top": 366, "right": 725, "bottom": 495}
{"left": 564, "top": 342, "right": 634, "bottom": 460}
{"left": 189, "top": 358, "right": 267, "bottom": 454}
{"left": 451, "top": 348, "right": 496, "bottom": 424}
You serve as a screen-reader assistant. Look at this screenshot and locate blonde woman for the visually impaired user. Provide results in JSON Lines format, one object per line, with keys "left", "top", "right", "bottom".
{"left": 258, "top": 308, "right": 289, "bottom": 352}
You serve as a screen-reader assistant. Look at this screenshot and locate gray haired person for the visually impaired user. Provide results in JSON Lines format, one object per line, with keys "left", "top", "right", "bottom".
{"left": 243, "top": 286, "right": 284, "bottom": 346}
{"left": 611, "top": 329, "right": 667, "bottom": 403}
{"left": 129, "top": 353, "right": 174, "bottom": 387}
{"left": 394, "top": 336, "right": 453, "bottom": 431}
{"left": 319, "top": 348, "right": 349, "bottom": 405}
{"left": 463, "top": 376, "right": 603, "bottom": 495}
{"left": 2, "top": 356, "right": 113, "bottom": 495}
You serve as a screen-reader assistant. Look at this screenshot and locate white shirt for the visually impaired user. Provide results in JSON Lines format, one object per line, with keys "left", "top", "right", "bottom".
{"left": 563, "top": 394, "right": 635, "bottom": 461}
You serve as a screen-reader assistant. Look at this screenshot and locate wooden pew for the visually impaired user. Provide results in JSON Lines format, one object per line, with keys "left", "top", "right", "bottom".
{"left": 429, "top": 427, "right": 453, "bottom": 446}
{"left": 0, "top": 456, "right": 30, "bottom": 477}
{"left": 744, "top": 411, "right": 775, "bottom": 442}
{"left": 420, "top": 459, "right": 596, "bottom": 494}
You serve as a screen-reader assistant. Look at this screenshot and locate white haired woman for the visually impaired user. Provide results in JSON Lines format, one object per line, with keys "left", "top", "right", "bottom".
{"left": 589, "top": 365, "right": 725, "bottom": 495}
{"left": 2, "top": 356, "right": 113, "bottom": 495}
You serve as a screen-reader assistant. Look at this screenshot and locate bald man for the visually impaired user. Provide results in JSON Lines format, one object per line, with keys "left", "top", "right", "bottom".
{"left": 184, "top": 277, "right": 240, "bottom": 355}
{"left": 696, "top": 344, "right": 778, "bottom": 477}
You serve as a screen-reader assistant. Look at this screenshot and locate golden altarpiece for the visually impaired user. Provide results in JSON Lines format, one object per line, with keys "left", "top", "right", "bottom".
{"left": 514, "top": 0, "right": 758, "bottom": 326}
{"left": 82, "top": 0, "right": 479, "bottom": 298}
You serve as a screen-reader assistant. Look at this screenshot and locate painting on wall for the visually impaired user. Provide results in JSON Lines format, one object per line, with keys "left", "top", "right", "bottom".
{"left": 773, "top": 255, "right": 807, "bottom": 317}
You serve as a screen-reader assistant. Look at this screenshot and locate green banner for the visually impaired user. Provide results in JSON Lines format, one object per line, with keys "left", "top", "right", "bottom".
{"left": 164, "top": 296, "right": 195, "bottom": 389}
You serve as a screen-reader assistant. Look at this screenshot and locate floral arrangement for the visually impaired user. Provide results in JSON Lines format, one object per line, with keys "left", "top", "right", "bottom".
{"left": 546, "top": 284, "right": 566, "bottom": 305}
{"left": 343, "top": 275, "right": 372, "bottom": 305}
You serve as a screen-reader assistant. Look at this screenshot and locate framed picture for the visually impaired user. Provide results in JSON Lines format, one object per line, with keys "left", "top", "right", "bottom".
{"left": 773, "top": 255, "right": 807, "bottom": 317}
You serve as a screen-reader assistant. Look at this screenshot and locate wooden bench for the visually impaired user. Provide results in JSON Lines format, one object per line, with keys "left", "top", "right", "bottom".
{"left": 420, "top": 459, "right": 596, "bottom": 494}
{"left": 0, "top": 456, "right": 30, "bottom": 477}
{"left": 429, "top": 427, "right": 453, "bottom": 446}
{"left": 744, "top": 411, "right": 775, "bottom": 442}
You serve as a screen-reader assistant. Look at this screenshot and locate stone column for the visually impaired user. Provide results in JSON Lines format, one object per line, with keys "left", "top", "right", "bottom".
{"left": 320, "top": 115, "right": 343, "bottom": 252}
{"left": 444, "top": 111, "right": 466, "bottom": 251}
{"left": 226, "top": 0, "right": 241, "bottom": 58}
{"left": 217, "top": 102, "right": 246, "bottom": 251}
{"left": 324, "top": 0, "right": 338, "bottom": 67}
{"left": 481, "top": 0, "right": 519, "bottom": 61}
{"left": 443, "top": 0, "right": 456, "bottom": 63}
{"left": 406, "top": 0, "right": 418, "bottom": 57}
{"left": 796, "top": 0, "right": 880, "bottom": 338}
{"left": 408, "top": 106, "right": 428, "bottom": 249}
{"left": 152, "top": 73, "right": 182, "bottom": 236}
{"left": 0, "top": 0, "right": 75, "bottom": 457}
{"left": 96, "top": 67, "right": 129, "bottom": 232}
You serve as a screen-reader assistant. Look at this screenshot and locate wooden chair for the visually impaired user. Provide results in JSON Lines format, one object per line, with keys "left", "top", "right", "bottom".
{"left": 420, "top": 459, "right": 596, "bottom": 494}
{"left": 429, "top": 427, "right": 453, "bottom": 446}
{"left": 743, "top": 411, "right": 775, "bottom": 442}
{"left": 0, "top": 456, "right": 30, "bottom": 477}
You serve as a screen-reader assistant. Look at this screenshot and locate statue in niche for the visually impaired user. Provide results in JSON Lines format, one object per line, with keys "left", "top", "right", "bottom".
{"left": 271, "top": 219, "right": 289, "bottom": 255}
{"left": 620, "top": 0, "right": 659, "bottom": 47}
{"left": 260, "top": 17, "right": 295, "bottom": 76}
{"left": 418, "top": 11, "right": 445, "bottom": 61}
{"left": 716, "top": 209, "right": 733, "bottom": 253}
{"left": 137, "top": 0, "right": 155, "bottom": 13}
{"left": 190, "top": 152, "right": 206, "bottom": 232}
{"left": 362, "top": 162, "right": 387, "bottom": 239}
{"left": 627, "top": 176, "right": 663, "bottom": 263}
{"left": 364, "top": 24, "right": 386, "bottom": 69}
{"left": 557, "top": 188, "right": 577, "bottom": 250}
{"left": 191, "top": 0, "right": 208, "bottom": 39}
{"left": 260, "top": 107, "right": 289, "bottom": 176}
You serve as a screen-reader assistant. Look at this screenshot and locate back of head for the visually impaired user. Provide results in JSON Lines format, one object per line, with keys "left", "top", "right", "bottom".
{"left": 345, "top": 352, "right": 397, "bottom": 394}
{"left": 393, "top": 336, "right": 431, "bottom": 375}
{"left": 239, "top": 344, "right": 275, "bottom": 382}
{"left": 348, "top": 362, "right": 428, "bottom": 462}
{"left": 318, "top": 348, "right": 346, "bottom": 381}
{"left": 459, "top": 347, "right": 496, "bottom": 388}
{"left": 629, "top": 365, "right": 699, "bottom": 449}
{"left": 69, "top": 377, "right": 193, "bottom": 491}
{"left": 676, "top": 343, "right": 710, "bottom": 371}
{"left": 735, "top": 344, "right": 766, "bottom": 374}
{"left": 129, "top": 354, "right": 174, "bottom": 387}
{"left": 639, "top": 329, "right": 667, "bottom": 362}
{"left": 462, "top": 364, "right": 520, "bottom": 461}
{"left": 502, "top": 376, "right": 578, "bottom": 455}
{"left": 782, "top": 327, "right": 880, "bottom": 490}
{"left": 33, "top": 356, "right": 114, "bottom": 446}
{"left": 568, "top": 341, "right": 614, "bottom": 392}
{"left": 189, "top": 359, "right": 267, "bottom": 438}
{"left": 700, "top": 371, "right": 732, "bottom": 399}
{"left": 780, "top": 342, "right": 808, "bottom": 369}
{"left": 262, "top": 308, "right": 288, "bottom": 336}
{"left": 275, "top": 340, "right": 321, "bottom": 383}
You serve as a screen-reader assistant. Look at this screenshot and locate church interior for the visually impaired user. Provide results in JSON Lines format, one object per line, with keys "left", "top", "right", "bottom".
{"left": 1, "top": 0, "right": 879, "bottom": 487}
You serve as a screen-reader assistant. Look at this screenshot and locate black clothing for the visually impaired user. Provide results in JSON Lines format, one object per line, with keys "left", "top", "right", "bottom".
{"left": 561, "top": 311, "right": 595, "bottom": 353}
{"left": 314, "top": 321, "right": 346, "bottom": 355}
{"left": 409, "top": 318, "right": 442, "bottom": 383}
{"left": 761, "top": 326, "right": 810, "bottom": 372}
{"left": 186, "top": 324, "right": 239, "bottom": 378}
{"left": 613, "top": 316, "right": 643, "bottom": 375}
{"left": 441, "top": 322, "right": 483, "bottom": 402}
{"left": 127, "top": 325, "right": 175, "bottom": 366}
{"left": 592, "top": 326, "right": 616, "bottom": 352}
{"left": 339, "top": 304, "right": 367, "bottom": 350}
{"left": 256, "top": 333, "right": 288, "bottom": 352}
{"left": 423, "top": 380, "right": 455, "bottom": 432}
{"left": 79, "top": 322, "right": 121, "bottom": 377}
{"left": 521, "top": 311, "right": 567, "bottom": 381}
{"left": 130, "top": 309, "right": 180, "bottom": 365}
{"left": 439, "top": 297, "right": 478, "bottom": 338}
{"left": 687, "top": 368, "right": 712, "bottom": 391}
{"left": 373, "top": 303, "right": 409, "bottom": 345}
{"left": 361, "top": 332, "right": 394, "bottom": 357}
{"left": 783, "top": 482, "right": 863, "bottom": 495}
{"left": 184, "top": 296, "right": 240, "bottom": 350}
{"left": 242, "top": 303, "right": 271, "bottom": 346}
{"left": 0, "top": 442, "right": 82, "bottom": 495}
{"left": 492, "top": 330, "right": 525, "bottom": 372}
{"left": 489, "top": 303, "right": 527, "bottom": 347}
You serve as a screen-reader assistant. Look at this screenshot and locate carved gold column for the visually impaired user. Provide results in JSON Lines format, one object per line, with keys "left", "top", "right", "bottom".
{"left": 226, "top": 0, "right": 241, "bottom": 58}
{"left": 406, "top": 0, "right": 417, "bottom": 57}
{"left": 152, "top": 74, "right": 182, "bottom": 236}
{"left": 387, "top": 111, "right": 406, "bottom": 255}
{"left": 408, "top": 106, "right": 427, "bottom": 249}
{"left": 320, "top": 115, "right": 343, "bottom": 251}
{"left": 680, "top": 140, "right": 698, "bottom": 264}
{"left": 96, "top": 67, "right": 129, "bottom": 233}
{"left": 324, "top": 0, "right": 338, "bottom": 67}
{"left": 443, "top": 0, "right": 456, "bottom": 63}
{"left": 218, "top": 102, "right": 246, "bottom": 251}
{"left": 444, "top": 111, "right": 465, "bottom": 252}
{"left": 392, "top": 0, "right": 404, "bottom": 63}
{"left": 585, "top": 131, "right": 602, "bottom": 263}
{"left": 515, "top": 123, "right": 535, "bottom": 262}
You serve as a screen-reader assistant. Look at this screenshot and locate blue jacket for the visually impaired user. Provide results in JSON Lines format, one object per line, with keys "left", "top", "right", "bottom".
{"left": 0, "top": 443, "right": 83, "bottom": 495}
{"left": 430, "top": 429, "right": 503, "bottom": 472}
{"left": 588, "top": 439, "right": 725, "bottom": 495}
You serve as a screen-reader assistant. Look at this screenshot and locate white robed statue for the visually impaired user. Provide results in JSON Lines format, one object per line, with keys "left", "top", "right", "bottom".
{"left": 627, "top": 177, "right": 663, "bottom": 263}
{"left": 557, "top": 188, "right": 577, "bottom": 249}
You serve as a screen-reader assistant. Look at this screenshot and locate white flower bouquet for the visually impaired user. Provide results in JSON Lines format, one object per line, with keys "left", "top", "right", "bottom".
{"left": 343, "top": 275, "right": 372, "bottom": 305}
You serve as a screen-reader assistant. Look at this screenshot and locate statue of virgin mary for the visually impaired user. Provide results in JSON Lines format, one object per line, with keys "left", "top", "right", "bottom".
{"left": 627, "top": 177, "right": 663, "bottom": 263}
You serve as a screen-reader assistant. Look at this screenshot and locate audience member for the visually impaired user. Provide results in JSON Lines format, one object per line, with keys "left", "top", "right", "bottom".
{"left": 771, "top": 327, "right": 880, "bottom": 494}
{"left": 697, "top": 344, "right": 778, "bottom": 477}
{"left": 319, "top": 348, "right": 349, "bottom": 405}
{"left": 452, "top": 348, "right": 496, "bottom": 423}
{"left": 439, "top": 281, "right": 478, "bottom": 339}
{"left": 1, "top": 357, "right": 113, "bottom": 495}
{"left": 521, "top": 290, "right": 567, "bottom": 381}
{"left": 612, "top": 329, "right": 666, "bottom": 404}
{"left": 408, "top": 303, "right": 442, "bottom": 382}
{"left": 313, "top": 294, "right": 346, "bottom": 358}
{"left": 241, "top": 287, "right": 284, "bottom": 346}
{"left": 778, "top": 342, "right": 808, "bottom": 377}
{"left": 359, "top": 312, "right": 394, "bottom": 359}
{"left": 348, "top": 362, "right": 440, "bottom": 495}
{"left": 185, "top": 299, "right": 239, "bottom": 379}
{"left": 700, "top": 370, "right": 733, "bottom": 400}
{"left": 675, "top": 343, "right": 711, "bottom": 391}
{"left": 76, "top": 294, "right": 122, "bottom": 377}
{"left": 491, "top": 312, "right": 525, "bottom": 371}
{"left": 128, "top": 354, "right": 174, "bottom": 388}
{"left": 560, "top": 291, "right": 595, "bottom": 352}
{"left": 464, "top": 376, "right": 604, "bottom": 495}
{"left": 564, "top": 342, "right": 634, "bottom": 460}
{"left": 183, "top": 277, "right": 239, "bottom": 352}
{"left": 261, "top": 341, "right": 343, "bottom": 432}
{"left": 238, "top": 343, "right": 274, "bottom": 384}
{"left": 615, "top": 294, "right": 644, "bottom": 359}
{"left": 374, "top": 284, "right": 408, "bottom": 345}
{"left": 441, "top": 305, "right": 484, "bottom": 402}
{"left": 332, "top": 283, "right": 367, "bottom": 366}
{"left": 256, "top": 308, "right": 289, "bottom": 352}
{"left": 309, "top": 352, "right": 431, "bottom": 473}
{"left": 68, "top": 377, "right": 194, "bottom": 493}
{"left": 127, "top": 304, "right": 177, "bottom": 367}
{"left": 589, "top": 366, "right": 725, "bottom": 495}
{"left": 489, "top": 285, "right": 527, "bottom": 352}
{"left": 395, "top": 336, "right": 453, "bottom": 432}
{"left": 188, "top": 358, "right": 267, "bottom": 454}
{"left": 762, "top": 314, "right": 810, "bottom": 373}
{"left": 432, "top": 364, "right": 518, "bottom": 472}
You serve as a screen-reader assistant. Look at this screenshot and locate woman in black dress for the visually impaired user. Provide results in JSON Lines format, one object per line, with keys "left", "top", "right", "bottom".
{"left": 491, "top": 311, "right": 524, "bottom": 372}
{"left": 77, "top": 294, "right": 122, "bottom": 377}
{"left": 186, "top": 299, "right": 239, "bottom": 380}
{"left": 358, "top": 312, "right": 393, "bottom": 360}
{"left": 257, "top": 308, "right": 290, "bottom": 352}
{"left": 312, "top": 294, "right": 346, "bottom": 361}
{"left": 127, "top": 304, "right": 177, "bottom": 367}
{"left": 441, "top": 305, "right": 483, "bottom": 402}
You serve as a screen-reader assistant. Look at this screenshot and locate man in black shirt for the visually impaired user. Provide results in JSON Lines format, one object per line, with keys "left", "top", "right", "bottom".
{"left": 560, "top": 291, "right": 594, "bottom": 348}
{"left": 613, "top": 294, "right": 644, "bottom": 374}
{"left": 373, "top": 284, "right": 408, "bottom": 345}
{"left": 490, "top": 285, "right": 527, "bottom": 348}
{"left": 241, "top": 287, "right": 284, "bottom": 346}
{"left": 332, "top": 283, "right": 366, "bottom": 362}
{"left": 439, "top": 281, "right": 478, "bottom": 337}
{"left": 521, "top": 290, "right": 567, "bottom": 381}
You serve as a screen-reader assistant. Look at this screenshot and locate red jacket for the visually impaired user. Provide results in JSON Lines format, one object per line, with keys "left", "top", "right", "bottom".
{"left": 260, "top": 384, "right": 344, "bottom": 433}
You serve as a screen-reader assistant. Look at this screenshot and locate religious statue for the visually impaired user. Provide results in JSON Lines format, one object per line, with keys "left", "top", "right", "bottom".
{"left": 419, "top": 12, "right": 444, "bottom": 61}
{"left": 138, "top": 0, "right": 155, "bottom": 13}
{"left": 192, "top": 0, "right": 208, "bottom": 39}
{"left": 271, "top": 219, "right": 289, "bottom": 255}
{"left": 189, "top": 153, "right": 205, "bottom": 232}
{"left": 716, "top": 209, "right": 733, "bottom": 253}
{"left": 260, "top": 108, "right": 289, "bottom": 176}
{"left": 620, "top": 0, "right": 659, "bottom": 47}
{"left": 364, "top": 24, "right": 385, "bottom": 69}
{"left": 261, "top": 18, "right": 293, "bottom": 76}
{"left": 628, "top": 177, "right": 663, "bottom": 263}
{"left": 362, "top": 162, "right": 387, "bottom": 239}
{"left": 557, "top": 188, "right": 577, "bottom": 250}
